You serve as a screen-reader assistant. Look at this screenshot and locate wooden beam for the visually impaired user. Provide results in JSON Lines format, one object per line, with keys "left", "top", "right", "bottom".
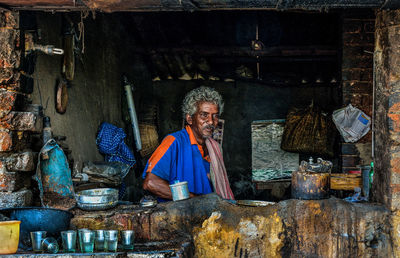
{"left": 132, "top": 45, "right": 338, "bottom": 57}
{"left": 0, "top": 0, "right": 387, "bottom": 12}
{"left": 0, "top": 0, "right": 76, "bottom": 6}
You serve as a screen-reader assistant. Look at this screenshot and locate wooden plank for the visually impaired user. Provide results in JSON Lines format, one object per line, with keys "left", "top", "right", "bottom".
{"left": 330, "top": 173, "right": 362, "bottom": 191}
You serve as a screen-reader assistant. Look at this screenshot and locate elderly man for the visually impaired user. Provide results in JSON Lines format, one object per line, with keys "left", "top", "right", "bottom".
{"left": 142, "top": 86, "right": 234, "bottom": 201}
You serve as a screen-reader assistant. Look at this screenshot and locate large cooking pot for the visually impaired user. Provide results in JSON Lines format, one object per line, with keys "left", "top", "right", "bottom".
{"left": 0, "top": 207, "right": 73, "bottom": 250}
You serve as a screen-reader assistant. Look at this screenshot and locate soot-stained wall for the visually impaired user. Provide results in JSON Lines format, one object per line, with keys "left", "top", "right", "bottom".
{"left": 29, "top": 12, "right": 142, "bottom": 163}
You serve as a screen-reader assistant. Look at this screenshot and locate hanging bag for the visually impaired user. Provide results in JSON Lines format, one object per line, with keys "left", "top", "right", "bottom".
{"left": 281, "top": 103, "right": 335, "bottom": 157}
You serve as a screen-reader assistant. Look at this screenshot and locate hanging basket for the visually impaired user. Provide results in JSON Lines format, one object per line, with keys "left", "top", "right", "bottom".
{"left": 139, "top": 123, "right": 159, "bottom": 157}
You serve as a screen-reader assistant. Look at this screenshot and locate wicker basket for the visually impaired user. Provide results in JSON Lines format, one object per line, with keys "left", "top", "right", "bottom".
{"left": 139, "top": 123, "right": 159, "bottom": 157}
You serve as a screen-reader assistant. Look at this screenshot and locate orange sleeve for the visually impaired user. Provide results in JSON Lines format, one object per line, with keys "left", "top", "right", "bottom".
{"left": 146, "top": 135, "right": 176, "bottom": 173}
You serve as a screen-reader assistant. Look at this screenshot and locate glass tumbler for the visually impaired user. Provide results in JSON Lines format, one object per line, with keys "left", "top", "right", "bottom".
{"left": 78, "top": 229, "right": 95, "bottom": 253}
{"left": 30, "top": 231, "right": 47, "bottom": 253}
{"left": 121, "top": 230, "right": 134, "bottom": 250}
{"left": 61, "top": 230, "right": 77, "bottom": 253}
{"left": 95, "top": 230, "right": 106, "bottom": 251}
{"left": 42, "top": 237, "right": 59, "bottom": 254}
{"left": 104, "top": 230, "right": 118, "bottom": 252}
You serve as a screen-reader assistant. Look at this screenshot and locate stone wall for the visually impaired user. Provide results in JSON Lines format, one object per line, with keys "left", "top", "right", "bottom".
{"left": 0, "top": 11, "right": 37, "bottom": 208}
{"left": 374, "top": 10, "right": 400, "bottom": 211}
{"left": 341, "top": 11, "right": 374, "bottom": 173}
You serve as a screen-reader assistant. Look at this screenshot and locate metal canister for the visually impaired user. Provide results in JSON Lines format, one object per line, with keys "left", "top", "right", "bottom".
{"left": 291, "top": 171, "right": 330, "bottom": 200}
{"left": 169, "top": 181, "right": 189, "bottom": 201}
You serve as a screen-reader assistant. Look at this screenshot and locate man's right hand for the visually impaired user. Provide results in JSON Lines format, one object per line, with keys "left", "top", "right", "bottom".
{"left": 143, "top": 172, "right": 173, "bottom": 200}
{"left": 143, "top": 172, "right": 198, "bottom": 200}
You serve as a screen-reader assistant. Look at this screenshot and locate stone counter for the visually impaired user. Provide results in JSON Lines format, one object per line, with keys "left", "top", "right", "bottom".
{"left": 5, "top": 241, "right": 192, "bottom": 258}
{"left": 70, "top": 194, "right": 396, "bottom": 257}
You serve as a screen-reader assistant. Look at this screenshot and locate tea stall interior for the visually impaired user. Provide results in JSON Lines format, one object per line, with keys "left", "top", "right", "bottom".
{"left": 0, "top": 1, "right": 388, "bottom": 255}
{"left": 18, "top": 9, "right": 365, "bottom": 203}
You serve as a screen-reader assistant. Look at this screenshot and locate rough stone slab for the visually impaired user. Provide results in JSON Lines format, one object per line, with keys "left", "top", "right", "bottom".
{"left": 0, "top": 170, "right": 21, "bottom": 192}
{"left": 0, "top": 189, "right": 32, "bottom": 208}
{"left": 0, "top": 12, "right": 19, "bottom": 28}
{"left": 0, "top": 111, "right": 42, "bottom": 132}
{"left": 70, "top": 194, "right": 392, "bottom": 257}
{"left": 0, "top": 131, "right": 31, "bottom": 152}
{"left": 0, "top": 81, "right": 20, "bottom": 91}
{"left": 0, "top": 67, "right": 16, "bottom": 85}
{"left": 0, "top": 151, "right": 35, "bottom": 171}
{"left": 0, "top": 130, "right": 13, "bottom": 151}
{"left": 0, "top": 90, "right": 17, "bottom": 118}
{"left": 0, "top": 29, "right": 20, "bottom": 68}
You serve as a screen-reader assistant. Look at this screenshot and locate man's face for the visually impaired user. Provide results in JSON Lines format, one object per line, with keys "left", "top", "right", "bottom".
{"left": 186, "top": 102, "right": 219, "bottom": 140}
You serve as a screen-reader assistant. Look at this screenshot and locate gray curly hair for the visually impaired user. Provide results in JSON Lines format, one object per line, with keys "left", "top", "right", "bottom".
{"left": 182, "top": 86, "right": 224, "bottom": 118}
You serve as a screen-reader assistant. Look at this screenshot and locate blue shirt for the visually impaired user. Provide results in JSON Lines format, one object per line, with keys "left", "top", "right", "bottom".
{"left": 142, "top": 126, "right": 213, "bottom": 197}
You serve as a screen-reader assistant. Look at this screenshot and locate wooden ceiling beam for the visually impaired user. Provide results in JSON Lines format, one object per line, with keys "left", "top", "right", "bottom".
{"left": 0, "top": 0, "right": 76, "bottom": 6}
{"left": 0, "top": 0, "right": 392, "bottom": 13}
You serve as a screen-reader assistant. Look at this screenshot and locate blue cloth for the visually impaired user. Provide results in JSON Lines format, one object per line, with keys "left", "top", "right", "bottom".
{"left": 96, "top": 122, "right": 136, "bottom": 199}
{"left": 142, "top": 128, "right": 213, "bottom": 201}
{"left": 96, "top": 122, "right": 136, "bottom": 167}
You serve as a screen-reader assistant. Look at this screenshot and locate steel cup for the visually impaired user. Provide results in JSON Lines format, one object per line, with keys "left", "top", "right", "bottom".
{"left": 169, "top": 181, "right": 189, "bottom": 201}
{"left": 104, "top": 230, "right": 118, "bottom": 252}
{"left": 61, "top": 230, "right": 77, "bottom": 253}
{"left": 95, "top": 230, "right": 105, "bottom": 251}
{"left": 30, "top": 231, "right": 47, "bottom": 253}
{"left": 121, "top": 230, "right": 134, "bottom": 250}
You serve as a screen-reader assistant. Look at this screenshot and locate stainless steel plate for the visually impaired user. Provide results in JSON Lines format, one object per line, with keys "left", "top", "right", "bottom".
{"left": 236, "top": 200, "right": 276, "bottom": 207}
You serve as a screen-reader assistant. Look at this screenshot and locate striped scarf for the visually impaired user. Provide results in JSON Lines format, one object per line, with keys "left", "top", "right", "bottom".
{"left": 205, "top": 137, "right": 235, "bottom": 200}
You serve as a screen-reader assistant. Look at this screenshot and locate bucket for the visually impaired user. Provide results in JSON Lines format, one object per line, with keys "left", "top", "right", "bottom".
{"left": 0, "top": 220, "right": 20, "bottom": 254}
{"left": 169, "top": 181, "right": 189, "bottom": 201}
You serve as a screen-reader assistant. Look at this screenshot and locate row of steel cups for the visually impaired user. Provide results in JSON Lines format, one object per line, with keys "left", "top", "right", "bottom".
{"left": 30, "top": 229, "right": 135, "bottom": 253}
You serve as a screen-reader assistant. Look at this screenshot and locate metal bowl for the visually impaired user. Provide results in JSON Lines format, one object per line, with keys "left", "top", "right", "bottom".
{"left": 76, "top": 188, "right": 118, "bottom": 211}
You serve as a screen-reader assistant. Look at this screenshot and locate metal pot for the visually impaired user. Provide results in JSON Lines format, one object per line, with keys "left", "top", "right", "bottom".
{"left": 0, "top": 207, "right": 73, "bottom": 250}
{"left": 75, "top": 188, "right": 118, "bottom": 211}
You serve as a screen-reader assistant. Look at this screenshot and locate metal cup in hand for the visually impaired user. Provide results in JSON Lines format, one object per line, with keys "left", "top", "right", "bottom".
{"left": 169, "top": 181, "right": 189, "bottom": 201}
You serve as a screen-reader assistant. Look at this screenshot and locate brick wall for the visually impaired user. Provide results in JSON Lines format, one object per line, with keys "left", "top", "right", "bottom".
{"left": 0, "top": 11, "right": 39, "bottom": 208}
{"left": 340, "top": 11, "right": 374, "bottom": 173}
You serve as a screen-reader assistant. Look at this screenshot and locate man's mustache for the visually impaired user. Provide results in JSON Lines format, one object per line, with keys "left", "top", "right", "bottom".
{"left": 203, "top": 124, "right": 215, "bottom": 131}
